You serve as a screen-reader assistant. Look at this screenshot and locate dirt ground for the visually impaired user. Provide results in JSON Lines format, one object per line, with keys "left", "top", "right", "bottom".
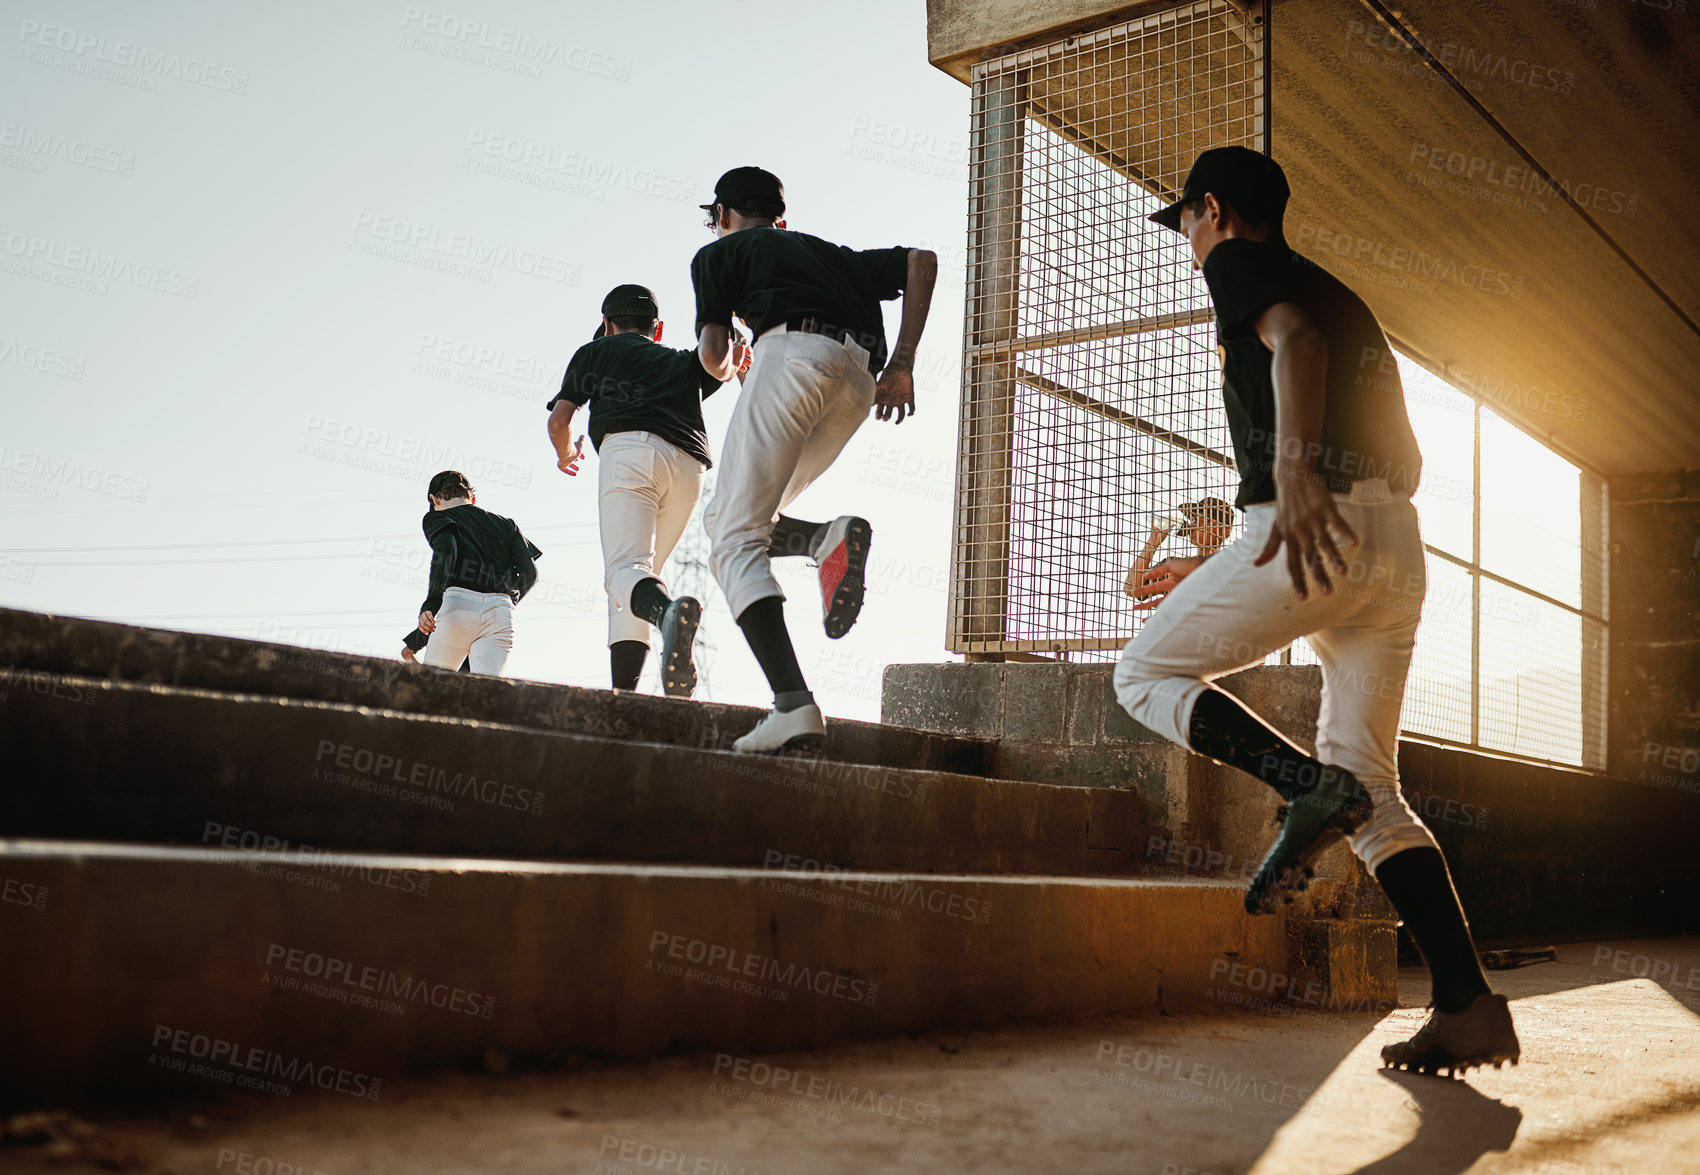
{"left": 6, "top": 937, "right": 1699, "bottom": 1175}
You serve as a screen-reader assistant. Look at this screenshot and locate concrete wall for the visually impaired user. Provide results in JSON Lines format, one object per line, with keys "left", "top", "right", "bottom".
{"left": 1398, "top": 741, "right": 1698, "bottom": 948}
{"left": 1607, "top": 469, "right": 1700, "bottom": 788}
{"left": 884, "top": 662, "right": 1700, "bottom": 948}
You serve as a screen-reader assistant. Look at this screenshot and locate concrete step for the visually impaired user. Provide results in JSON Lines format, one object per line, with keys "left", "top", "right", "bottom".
{"left": 0, "top": 840, "right": 1393, "bottom": 1097}
{"left": 0, "top": 674, "right": 1178, "bottom": 875}
{"left": 0, "top": 607, "right": 996, "bottom": 776}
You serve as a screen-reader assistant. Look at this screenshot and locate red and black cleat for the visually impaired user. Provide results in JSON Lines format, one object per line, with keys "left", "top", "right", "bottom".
{"left": 1382, "top": 993, "right": 1521, "bottom": 1077}
{"left": 814, "top": 516, "right": 872, "bottom": 640}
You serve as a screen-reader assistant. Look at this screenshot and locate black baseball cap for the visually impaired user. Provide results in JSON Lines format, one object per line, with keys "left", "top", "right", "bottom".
{"left": 699, "top": 166, "right": 785, "bottom": 218}
{"left": 1150, "top": 147, "right": 1290, "bottom": 232}
{"left": 593, "top": 283, "right": 660, "bottom": 340}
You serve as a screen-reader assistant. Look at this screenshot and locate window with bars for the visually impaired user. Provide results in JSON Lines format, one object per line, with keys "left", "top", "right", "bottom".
{"left": 954, "top": 0, "right": 1265, "bottom": 660}
{"left": 948, "top": 1, "right": 1607, "bottom": 770}
{"left": 1400, "top": 360, "right": 1608, "bottom": 770}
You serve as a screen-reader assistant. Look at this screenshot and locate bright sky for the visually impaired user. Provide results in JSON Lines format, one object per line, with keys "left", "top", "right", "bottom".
{"left": 0, "top": 0, "right": 972, "bottom": 718}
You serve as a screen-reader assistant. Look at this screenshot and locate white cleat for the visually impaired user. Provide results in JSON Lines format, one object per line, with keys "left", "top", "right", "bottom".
{"left": 732, "top": 704, "right": 827, "bottom": 754}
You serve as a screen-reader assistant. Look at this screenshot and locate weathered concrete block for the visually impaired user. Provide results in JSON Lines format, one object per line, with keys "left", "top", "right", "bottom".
{"left": 1101, "top": 677, "right": 1165, "bottom": 743}
{"left": 881, "top": 662, "right": 1004, "bottom": 737}
{"left": 883, "top": 661, "right": 1319, "bottom": 750}
{"left": 1001, "top": 664, "right": 1070, "bottom": 742}
{"left": 1217, "top": 665, "right": 1323, "bottom": 748}
{"left": 1067, "top": 670, "right": 1103, "bottom": 744}
{"left": 994, "top": 742, "right": 1175, "bottom": 794}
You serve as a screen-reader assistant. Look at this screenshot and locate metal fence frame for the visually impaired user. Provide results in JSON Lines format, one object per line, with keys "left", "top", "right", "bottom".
{"left": 950, "top": 0, "right": 1269, "bottom": 661}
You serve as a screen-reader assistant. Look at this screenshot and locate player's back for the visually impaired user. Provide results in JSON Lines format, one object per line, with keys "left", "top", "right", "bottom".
{"left": 690, "top": 226, "right": 908, "bottom": 370}
{"left": 556, "top": 332, "right": 718, "bottom": 468}
{"left": 563, "top": 333, "right": 703, "bottom": 406}
{"left": 1205, "top": 237, "right": 1423, "bottom": 502}
{"left": 1286, "top": 247, "right": 1423, "bottom": 488}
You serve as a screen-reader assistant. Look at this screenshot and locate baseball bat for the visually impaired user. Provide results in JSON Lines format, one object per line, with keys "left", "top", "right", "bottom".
{"left": 1480, "top": 947, "right": 1557, "bottom": 970}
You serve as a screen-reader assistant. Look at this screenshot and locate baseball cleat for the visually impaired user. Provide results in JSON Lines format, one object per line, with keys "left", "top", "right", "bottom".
{"left": 1244, "top": 765, "right": 1373, "bottom": 915}
{"left": 658, "top": 596, "right": 701, "bottom": 699}
{"left": 733, "top": 703, "right": 827, "bottom": 754}
{"left": 1382, "top": 993, "right": 1520, "bottom": 1077}
{"left": 813, "top": 516, "right": 872, "bottom": 639}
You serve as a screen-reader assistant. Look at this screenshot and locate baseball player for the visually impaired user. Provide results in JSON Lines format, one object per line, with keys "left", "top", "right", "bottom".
{"left": 1125, "top": 496, "right": 1236, "bottom": 598}
{"left": 547, "top": 284, "right": 742, "bottom": 696}
{"left": 691, "top": 166, "right": 937, "bottom": 753}
{"left": 1118, "top": 147, "right": 1517, "bottom": 1075}
{"left": 416, "top": 470, "right": 542, "bottom": 676}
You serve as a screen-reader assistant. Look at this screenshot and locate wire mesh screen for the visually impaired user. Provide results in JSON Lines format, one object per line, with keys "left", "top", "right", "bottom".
{"left": 953, "top": 1, "right": 1265, "bottom": 658}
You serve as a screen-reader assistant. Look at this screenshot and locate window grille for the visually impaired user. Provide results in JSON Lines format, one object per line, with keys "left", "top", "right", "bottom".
{"left": 952, "top": 0, "right": 1267, "bottom": 659}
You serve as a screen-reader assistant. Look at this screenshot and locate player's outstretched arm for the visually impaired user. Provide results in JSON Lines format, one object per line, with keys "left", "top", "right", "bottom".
{"left": 1125, "top": 517, "right": 1179, "bottom": 596}
{"left": 875, "top": 249, "right": 938, "bottom": 425}
{"left": 1250, "top": 301, "right": 1357, "bottom": 598}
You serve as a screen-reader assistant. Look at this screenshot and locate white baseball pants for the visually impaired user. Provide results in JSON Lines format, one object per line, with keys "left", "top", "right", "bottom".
{"left": 1112, "top": 489, "right": 1439, "bottom": 874}
{"left": 422, "top": 587, "right": 513, "bottom": 675}
{"left": 598, "top": 430, "right": 704, "bottom": 647}
{"left": 705, "top": 327, "right": 876, "bottom": 619}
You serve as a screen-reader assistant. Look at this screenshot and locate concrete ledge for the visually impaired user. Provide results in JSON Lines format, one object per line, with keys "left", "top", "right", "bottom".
{"left": 925, "top": 0, "right": 1163, "bottom": 82}
{"left": 883, "top": 662, "right": 1321, "bottom": 745}
{"left": 0, "top": 841, "right": 1392, "bottom": 1096}
{"left": 881, "top": 662, "right": 1322, "bottom": 808}
{"left": 0, "top": 676, "right": 1155, "bottom": 876}
{"left": 0, "top": 608, "right": 995, "bottom": 777}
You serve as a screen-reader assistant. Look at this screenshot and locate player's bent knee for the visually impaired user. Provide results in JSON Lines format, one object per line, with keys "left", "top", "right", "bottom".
{"left": 1111, "top": 663, "right": 1161, "bottom": 722}
{"left": 1356, "top": 806, "right": 1440, "bottom": 875}
{"left": 1113, "top": 645, "right": 1165, "bottom": 698}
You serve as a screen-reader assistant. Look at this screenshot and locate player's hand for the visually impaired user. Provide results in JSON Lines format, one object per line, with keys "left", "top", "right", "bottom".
{"left": 557, "top": 434, "right": 587, "bottom": 476}
{"left": 401, "top": 647, "right": 418, "bottom": 663}
{"left": 418, "top": 610, "right": 436, "bottom": 634}
{"left": 874, "top": 366, "right": 915, "bottom": 424}
{"left": 1127, "top": 556, "right": 1205, "bottom": 609}
{"left": 1254, "top": 465, "right": 1358, "bottom": 599}
{"left": 731, "top": 335, "right": 752, "bottom": 384}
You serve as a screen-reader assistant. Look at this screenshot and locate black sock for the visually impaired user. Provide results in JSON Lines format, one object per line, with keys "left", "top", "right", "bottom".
{"left": 1186, "top": 687, "right": 1335, "bottom": 801}
{"left": 610, "top": 640, "right": 648, "bottom": 690}
{"left": 1375, "top": 847, "right": 1493, "bottom": 1014}
{"left": 735, "top": 596, "right": 811, "bottom": 707}
{"left": 768, "top": 515, "right": 827, "bottom": 559}
{"left": 629, "top": 578, "right": 672, "bottom": 628}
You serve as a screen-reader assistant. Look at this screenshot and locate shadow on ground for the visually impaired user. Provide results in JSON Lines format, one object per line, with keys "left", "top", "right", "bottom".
{"left": 1348, "top": 1068, "right": 1522, "bottom": 1175}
